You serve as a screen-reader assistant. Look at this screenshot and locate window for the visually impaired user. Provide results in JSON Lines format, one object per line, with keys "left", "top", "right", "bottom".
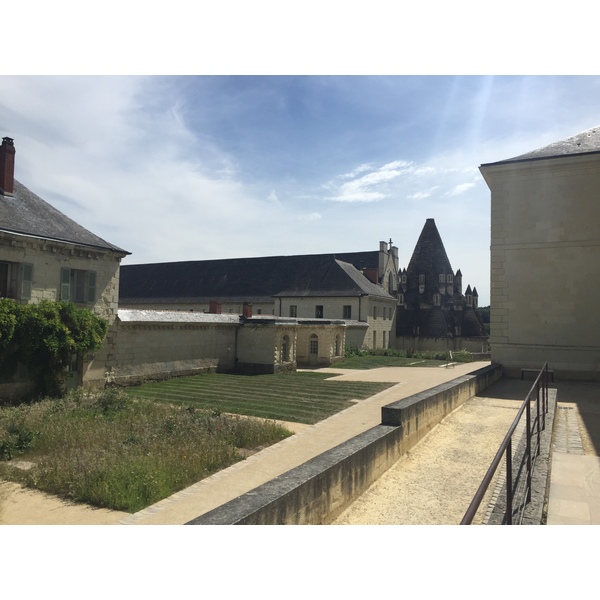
{"left": 343, "top": 305, "right": 352, "bottom": 319}
{"left": 447, "top": 274, "right": 453, "bottom": 283}
{"left": 289, "top": 305, "right": 297, "bottom": 318}
{"left": 439, "top": 274, "right": 445, "bottom": 283}
{"left": 433, "top": 293, "right": 441, "bottom": 306}
{"left": 315, "top": 305, "right": 323, "bottom": 318}
{"left": 373, "top": 306, "right": 377, "bottom": 319}
{"left": 383, "top": 331, "right": 387, "bottom": 348}
{"left": 399, "top": 293, "right": 404, "bottom": 304}
{"left": 281, "top": 335, "right": 290, "bottom": 362}
{"left": 60, "top": 268, "right": 96, "bottom": 303}
{"left": 0, "top": 261, "right": 32, "bottom": 300}
{"left": 419, "top": 274, "right": 425, "bottom": 284}
{"left": 309, "top": 333, "right": 318, "bottom": 355}
{"left": 257, "top": 308, "right": 262, "bottom": 315}
{"left": 373, "top": 331, "right": 377, "bottom": 349}
{"left": 383, "top": 307, "right": 387, "bottom": 320}
{"left": 335, "top": 334, "right": 341, "bottom": 356}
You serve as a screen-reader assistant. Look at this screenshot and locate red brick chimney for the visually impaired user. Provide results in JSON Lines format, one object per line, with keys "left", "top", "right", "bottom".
{"left": 0, "top": 137, "right": 16, "bottom": 197}
{"left": 362, "top": 267, "right": 379, "bottom": 285}
{"left": 208, "top": 300, "right": 222, "bottom": 314}
{"left": 242, "top": 302, "right": 253, "bottom": 318}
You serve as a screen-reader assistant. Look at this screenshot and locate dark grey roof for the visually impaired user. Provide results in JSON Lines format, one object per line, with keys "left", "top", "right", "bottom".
{"left": 0, "top": 179, "right": 129, "bottom": 254}
{"left": 120, "top": 252, "right": 392, "bottom": 304}
{"left": 274, "top": 260, "right": 394, "bottom": 298}
{"left": 403, "top": 218, "right": 454, "bottom": 304}
{"left": 481, "top": 125, "right": 600, "bottom": 166}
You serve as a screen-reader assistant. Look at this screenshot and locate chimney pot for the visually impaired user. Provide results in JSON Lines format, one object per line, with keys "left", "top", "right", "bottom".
{"left": 0, "top": 136, "right": 16, "bottom": 197}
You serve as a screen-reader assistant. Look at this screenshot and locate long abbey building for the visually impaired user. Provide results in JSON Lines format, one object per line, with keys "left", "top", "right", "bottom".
{"left": 119, "top": 217, "right": 487, "bottom": 355}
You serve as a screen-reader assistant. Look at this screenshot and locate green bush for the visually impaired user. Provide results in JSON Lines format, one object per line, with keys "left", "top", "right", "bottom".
{"left": 0, "top": 299, "right": 108, "bottom": 398}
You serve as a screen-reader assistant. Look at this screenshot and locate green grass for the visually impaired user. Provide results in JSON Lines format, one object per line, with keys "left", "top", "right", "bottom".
{"left": 123, "top": 371, "right": 393, "bottom": 425}
{"left": 0, "top": 389, "right": 294, "bottom": 513}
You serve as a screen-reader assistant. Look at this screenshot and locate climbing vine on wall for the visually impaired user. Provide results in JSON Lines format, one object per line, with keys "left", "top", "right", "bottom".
{"left": 0, "top": 299, "right": 108, "bottom": 398}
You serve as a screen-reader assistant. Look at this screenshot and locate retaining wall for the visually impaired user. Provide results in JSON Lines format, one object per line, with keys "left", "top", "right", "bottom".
{"left": 187, "top": 362, "right": 503, "bottom": 525}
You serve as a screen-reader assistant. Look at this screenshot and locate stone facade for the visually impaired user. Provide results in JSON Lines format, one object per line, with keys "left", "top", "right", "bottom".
{"left": 0, "top": 231, "right": 123, "bottom": 324}
{"left": 480, "top": 125, "right": 600, "bottom": 379}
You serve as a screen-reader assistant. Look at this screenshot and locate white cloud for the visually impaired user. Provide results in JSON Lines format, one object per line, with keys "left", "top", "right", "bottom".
{"left": 326, "top": 160, "right": 413, "bottom": 203}
{"left": 446, "top": 182, "right": 477, "bottom": 197}
{"left": 300, "top": 212, "right": 322, "bottom": 221}
{"left": 408, "top": 186, "right": 440, "bottom": 200}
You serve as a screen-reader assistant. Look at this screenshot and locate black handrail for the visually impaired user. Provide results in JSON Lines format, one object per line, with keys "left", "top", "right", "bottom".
{"left": 461, "top": 363, "right": 550, "bottom": 525}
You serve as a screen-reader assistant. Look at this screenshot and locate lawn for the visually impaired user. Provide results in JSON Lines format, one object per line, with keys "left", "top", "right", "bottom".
{"left": 124, "top": 371, "right": 394, "bottom": 425}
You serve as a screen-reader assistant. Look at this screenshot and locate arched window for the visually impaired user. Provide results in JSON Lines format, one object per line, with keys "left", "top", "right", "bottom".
{"left": 335, "top": 334, "right": 341, "bottom": 356}
{"left": 281, "top": 335, "right": 290, "bottom": 362}
{"left": 309, "top": 333, "right": 318, "bottom": 355}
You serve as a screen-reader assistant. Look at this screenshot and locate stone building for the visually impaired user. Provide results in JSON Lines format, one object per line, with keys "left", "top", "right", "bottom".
{"left": 480, "top": 125, "right": 600, "bottom": 379}
{"left": 0, "top": 137, "right": 130, "bottom": 397}
{"left": 395, "top": 218, "right": 487, "bottom": 353}
{"left": 119, "top": 243, "right": 400, "bottom": 351}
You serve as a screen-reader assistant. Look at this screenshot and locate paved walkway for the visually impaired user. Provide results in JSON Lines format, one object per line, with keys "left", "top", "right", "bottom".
{"left": 546, "top": 382, "right": 600, "bottom": 525}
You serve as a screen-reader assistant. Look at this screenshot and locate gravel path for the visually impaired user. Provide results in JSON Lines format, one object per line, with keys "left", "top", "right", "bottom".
{"left": 332, "top": 395, "right": 522, "bottom": 525}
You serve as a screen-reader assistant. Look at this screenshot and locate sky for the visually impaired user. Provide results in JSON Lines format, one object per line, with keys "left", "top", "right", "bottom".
{"left": 4, "top": 1, "right": 597, "bottom": 589}
{"left": 3, "top": 74, "right": 600, "bottom": 306}
{"left": 2, "top": 4, "right": 599, "bottom": 309}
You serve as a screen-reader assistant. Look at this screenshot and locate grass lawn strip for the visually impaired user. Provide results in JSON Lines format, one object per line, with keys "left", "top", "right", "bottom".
{"left": 124, "top": 372, "right": 393, "bottom": 424}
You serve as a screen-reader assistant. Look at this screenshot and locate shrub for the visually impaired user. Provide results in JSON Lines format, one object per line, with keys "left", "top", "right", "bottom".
{"left": 0, "top": 299, "right": 108, "bottom": 398}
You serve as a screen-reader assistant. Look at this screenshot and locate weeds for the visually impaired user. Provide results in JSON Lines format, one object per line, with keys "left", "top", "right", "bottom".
{"left": 0, "top": 389, "right": 293, "bottom": 513}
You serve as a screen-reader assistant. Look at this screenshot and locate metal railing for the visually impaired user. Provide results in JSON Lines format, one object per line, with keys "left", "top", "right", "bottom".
{"left": 461, "top": 363, "right": 550, "bottom": 525}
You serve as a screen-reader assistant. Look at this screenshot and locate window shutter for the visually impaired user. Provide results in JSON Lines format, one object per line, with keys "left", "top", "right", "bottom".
{"left": 61, "top": 268, "right": 71, "bottom": 300}
{"left": 87, "top": 271, "right": 97, "bottom": 303}
{"left": 21, "top": 264, "right": 33, "bottom": 300}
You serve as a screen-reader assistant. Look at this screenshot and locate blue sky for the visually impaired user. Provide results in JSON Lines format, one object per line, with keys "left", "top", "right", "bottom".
{"left": 3, "top": 75, "right": 600, "bottom": 306}
{"left": 2, "top": 4, "right": 599, "bottom": 309}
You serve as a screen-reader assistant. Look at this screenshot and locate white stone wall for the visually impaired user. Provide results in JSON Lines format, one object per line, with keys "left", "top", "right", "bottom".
{"left": 296, "top": 324, "right": 346, "bottom": 367}
{"left": 278, "top": 295, "right": 397, "bottom": 350}
{"left": 0, "top": 232, "right": 123, "bottom": 324}
{"left": 86, "top": 320, "right": 238, "bottom": 387}
{"left": 482, "top": 153, "right": 600, "bottom": 378}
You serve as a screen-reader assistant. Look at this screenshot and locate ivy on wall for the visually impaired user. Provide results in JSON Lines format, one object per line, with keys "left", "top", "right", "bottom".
{"left": 0, "top": 299, "right": 108, "bottom": 398}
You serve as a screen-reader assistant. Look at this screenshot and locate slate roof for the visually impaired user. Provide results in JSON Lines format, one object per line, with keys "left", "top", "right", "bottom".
{"left": 0, "top": 179, "right": 129, "bottom": 254}
{"left": 404, "top": 218, "right": 454, "bottom": 304}
{"left": 119, "top": 251, "right": 393, "bottom": 304}
{"left": 481, "top": 125, "right": 600, "bottom": 166}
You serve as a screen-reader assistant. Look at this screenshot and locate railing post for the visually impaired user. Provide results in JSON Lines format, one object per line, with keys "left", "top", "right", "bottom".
{"left": 526, "top": 400, "right": 532, "bottom": 503}
{"left": 536, "top": 380, "right": 541, "bottom": 455}
{"left": 506, "top": 438, "right": 513, "bottom": 525}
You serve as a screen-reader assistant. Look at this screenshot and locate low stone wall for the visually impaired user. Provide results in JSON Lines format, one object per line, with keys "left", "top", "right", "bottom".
{"left": 187, "top": 363, "right": 503, "bottom": 525}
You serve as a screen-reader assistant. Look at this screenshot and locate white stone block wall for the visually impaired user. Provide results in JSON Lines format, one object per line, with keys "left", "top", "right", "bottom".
{"left": 483, "top": 154, "right": 600, "bottom": 378}
{"left": 0, "top": 232, "right": 123, "bottom": 324}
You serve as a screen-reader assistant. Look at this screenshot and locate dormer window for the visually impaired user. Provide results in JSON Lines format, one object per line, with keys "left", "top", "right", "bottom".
{"left": 419, "top": 274, "right": 425, "bottom": 284}
{"left": 439, "top": 274, "right": 445, "bottom": 283}
{"left": 447, "top": 274, "right": 453, "bottom": 283}
{"left": 433, "top": 293, "right": 441, "bottom": 306}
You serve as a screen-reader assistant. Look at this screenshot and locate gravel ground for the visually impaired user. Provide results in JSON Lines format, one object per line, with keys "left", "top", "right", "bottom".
{"left": 332, "top": 395, "right": 522, "bottom": 525}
